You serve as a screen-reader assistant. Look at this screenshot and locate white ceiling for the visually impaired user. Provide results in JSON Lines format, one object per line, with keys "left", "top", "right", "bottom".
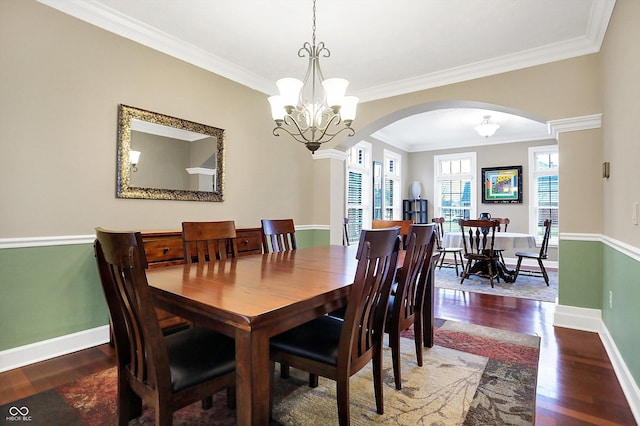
{"left": 38, "top": 0, "right": 615, "bottom": 151}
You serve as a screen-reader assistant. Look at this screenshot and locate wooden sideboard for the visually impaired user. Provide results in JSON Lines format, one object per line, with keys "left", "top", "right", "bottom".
{"left": 141, "top": 227, "right": 264, "bottom": 333}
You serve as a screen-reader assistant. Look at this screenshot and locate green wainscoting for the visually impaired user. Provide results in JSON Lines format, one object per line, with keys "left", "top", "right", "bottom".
{"left": 602, "top": 244, "right": 640, "bottom": 386}
{"left": 0, "top": 244, "right": 107, "bottom": 351}
{"left": 558, "top": 239, "right": 604, "bottom": 309}
{"left": 0, "top": 228, "right": 329, "bottom": 352}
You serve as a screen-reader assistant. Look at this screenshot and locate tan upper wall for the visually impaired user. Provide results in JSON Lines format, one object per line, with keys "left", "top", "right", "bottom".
{"left": 0, "top": 0, "right": 319, "bottom": 237}
{"left": 5, "top": 0, "right": 636, "bottom": 247}
{"left": 601, "top": 0, "right": 640, "bottom": 246}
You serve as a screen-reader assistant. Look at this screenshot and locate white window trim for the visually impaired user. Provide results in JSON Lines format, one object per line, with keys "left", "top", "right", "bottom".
{"left": 433, "top": 152, "right": 477, "bottom": 220}
{"left": 346, "top": 141, "right": 372, "bottom": 229}
{"left": 383, "top": 149, "right": 402, "bottom": 220}
{"left": 528, "top": 144, "right": 559, "bottom": 245}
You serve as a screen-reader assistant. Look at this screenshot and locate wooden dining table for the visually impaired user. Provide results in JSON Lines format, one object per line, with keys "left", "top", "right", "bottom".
{"left": 146, "top": 244, "right": 436, "bottom": 425}
{"left": 443, "top": 231, "right": 536, "bottom": 282}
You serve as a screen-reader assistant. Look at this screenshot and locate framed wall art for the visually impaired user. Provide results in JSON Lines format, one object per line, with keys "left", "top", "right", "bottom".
{"left": 481, "top": 165, "right": 523, "bottom": 204}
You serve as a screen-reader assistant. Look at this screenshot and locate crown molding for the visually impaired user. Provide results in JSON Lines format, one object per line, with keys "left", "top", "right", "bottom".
{"left": 548, "top": 114, "right": 602, "bottom": 133}
{"left": 36, "top": 0, "right": 615, "bottom": 102}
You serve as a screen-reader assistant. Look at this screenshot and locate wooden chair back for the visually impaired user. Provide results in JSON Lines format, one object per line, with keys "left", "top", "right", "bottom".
{"left": 261, "top": 219, "right": 297, "bottom": 253}
{"left": 493, "top": 217, "right": 510, "bottom": 232}
{"left": 539, "top": 219, "right": 552, "bottom": 258}
{"left": 459, "top": 219, "right": 499, "bottom": 257}
{"left": 345, "top": 227, "right": 401, "bottom": 360}
{"left": 269, "top": 227, "right": 401, "bottom": 424}
{"left": 430, "top": 217, "right": 445, "bottom": 249}
{"left": 342, "top": 217, "right": 350, "bottom": 246}
{"left": 94, "top": 228, "right": 173, "bottom": 403}
{"left": 372, "top": 219, "right": 413, "bottom": 248}
{"left": 387, "top": 223, "right": 436, "bottom": 389}
{"left": 95, "top": 227, "right": 237, "bottom": 424}
{"left": 182, "top": 221, "right": 238, "bottom": 262}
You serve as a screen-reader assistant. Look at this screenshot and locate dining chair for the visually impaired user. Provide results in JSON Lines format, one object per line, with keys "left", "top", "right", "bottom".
{"left": 342, "top": 217, "right": 350, "bottom": 246}
{"left": 269, "top": 227, "right": 402, "bottom": 425}
{"left": 385, "top": 223, "right": 436, "bottom": 389}
{"left": 94, "top": 228, "right": 236, "bottom": 426}
{"left": 459, "top": 219, "right": 500, "bottom": 288}
{"left": 372, "top": 219, "right": 413, "bottom": 248}
{"left": 181, "top": 220, "right": 238, "bottom": 263}
{"left": 493, "top": 217, "right": 510, "bottom": 232}
{"left": 261, "top": 218, "right": 297, "bottom": 253}
{"left": 491, "top": 217, "right": 510, "bottom": 264}
{"left": 513, "top": 219, "right": 552, "bottom": 285}
{"left": 431, "top": 217, "right": 464, "bottom": 276}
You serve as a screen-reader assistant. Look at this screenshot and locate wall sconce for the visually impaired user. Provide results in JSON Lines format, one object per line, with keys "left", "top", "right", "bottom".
{"left": 602, "top": 161, "right": 610, "bottom": 179}
{"left": 130, "top": 150, "right": 141, "bottom": 172}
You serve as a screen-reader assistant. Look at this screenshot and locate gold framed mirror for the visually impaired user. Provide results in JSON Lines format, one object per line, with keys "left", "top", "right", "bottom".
{"left": 116, "top": 104, "right": 225, "bottom": 201}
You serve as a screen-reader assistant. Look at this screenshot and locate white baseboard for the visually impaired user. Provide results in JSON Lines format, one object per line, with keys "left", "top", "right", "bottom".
{"left": 0, "top": 325, "right": 110, "bottom": 373}
{"left": 554, "top": 304, "right": 640, "bottom": 423}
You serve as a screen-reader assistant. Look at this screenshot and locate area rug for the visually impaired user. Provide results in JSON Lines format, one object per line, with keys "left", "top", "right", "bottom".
{"left": 434, "top": 264, "right": 558, "bottom": 302}
{"left": 1, "top": 320, "right": 540, "bottom": 425}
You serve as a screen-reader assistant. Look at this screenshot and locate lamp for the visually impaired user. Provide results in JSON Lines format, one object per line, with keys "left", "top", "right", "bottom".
{"left": 130, "top": 150, "right": 141, "bottom": 172}
{"left": 268, "top": 0, "right": 358, "bottom": 153}
{"left": 474, "top": 115, "right": 500, "bottom": 138}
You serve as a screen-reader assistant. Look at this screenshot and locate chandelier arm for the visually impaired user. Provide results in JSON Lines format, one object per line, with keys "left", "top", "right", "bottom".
{"left": 273, "top": 125, "right": 316, "bottom": 145}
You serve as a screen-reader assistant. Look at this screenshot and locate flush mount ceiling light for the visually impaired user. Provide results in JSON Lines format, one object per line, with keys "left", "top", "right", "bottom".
{"left": 475, "top": 115, "right": 500, "bottom": 138}
{"left": 268, "top": 0, "right": 358, "bottom": 153}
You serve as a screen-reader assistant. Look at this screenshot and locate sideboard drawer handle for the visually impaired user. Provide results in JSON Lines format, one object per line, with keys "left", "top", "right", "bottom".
{"left": 163, "top": 247, "right": 170, "bottom": 254}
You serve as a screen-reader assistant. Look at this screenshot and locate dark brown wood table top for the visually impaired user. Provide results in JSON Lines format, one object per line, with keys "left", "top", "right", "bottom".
{"left": 147, "top": 245, "right": 360, "bottom": 425}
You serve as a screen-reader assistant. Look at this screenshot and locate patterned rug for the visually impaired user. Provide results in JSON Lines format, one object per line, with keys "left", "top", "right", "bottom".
{"left": 434, "top": 263, "right": 558, "bottom": 302}
{"left": 1, "top": 320, "right": 540, "bottom": 425}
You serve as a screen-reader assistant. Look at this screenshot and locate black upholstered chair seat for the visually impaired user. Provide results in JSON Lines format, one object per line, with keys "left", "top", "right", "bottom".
{"left": 166, "top": 326, "right": 236, "bottom": 392}
{"left": 270, "top": 315, "right": 343, "bottom": 366}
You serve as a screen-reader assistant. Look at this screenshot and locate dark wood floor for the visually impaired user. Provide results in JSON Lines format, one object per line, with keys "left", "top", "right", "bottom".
{"left": 1, "top": 288, "right": 636, "bottom": 425}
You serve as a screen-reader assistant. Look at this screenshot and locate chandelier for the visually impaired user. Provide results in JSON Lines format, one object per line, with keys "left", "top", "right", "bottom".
{"left": 268, "top": 0, "right": 358, "bottom": 153}
{"left": 474, "top": 115, "right": 500, "bottom": 138}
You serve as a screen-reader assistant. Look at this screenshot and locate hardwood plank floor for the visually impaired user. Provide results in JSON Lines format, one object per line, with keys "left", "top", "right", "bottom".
{"left": 1, "top": 288, "right": 636, "bottom": 425}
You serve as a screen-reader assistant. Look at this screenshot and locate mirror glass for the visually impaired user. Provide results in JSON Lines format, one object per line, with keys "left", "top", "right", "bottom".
{"left": 117, "top": 105, "right": 224, "bottom": 201}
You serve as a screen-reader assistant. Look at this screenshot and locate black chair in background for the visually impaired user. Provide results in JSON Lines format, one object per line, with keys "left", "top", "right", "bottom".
{"left": 431, "top": 217, "right": 464, "bottom": 276}
{"left": 514, "top": 219, "right": 552, "bottom": 285}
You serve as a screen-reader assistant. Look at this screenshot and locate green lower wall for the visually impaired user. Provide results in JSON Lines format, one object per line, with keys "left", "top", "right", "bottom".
{"left": 0, "top": 229, "right": 327, "bottom": 351}
{"left": 558, "top": 240, "right": 604, "bottom": 308}
{"left": 602, "top": 244, "right": 640, "bottom": 386}
{"left": 0, "top": 244, "right": 107, "bottom": 351}
{"left": 560, "top": 238, "right": 640, "bottom": 388}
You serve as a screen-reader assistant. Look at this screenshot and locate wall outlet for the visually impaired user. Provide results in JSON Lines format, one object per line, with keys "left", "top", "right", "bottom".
{"left": 609, "top": 290, "right": 613, "bottom": 309}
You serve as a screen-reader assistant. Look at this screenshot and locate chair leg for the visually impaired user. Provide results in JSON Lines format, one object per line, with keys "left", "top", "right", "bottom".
{"left": 460, "top": 261, "right": 471, "bottom": 284}
{"left": 373, "top": 347, "right": 384, "bottom": 415}
{"left": 514, "top": 256, "right": 523, "bottom": 281}
{"left": 538, "top": 258, "right": 550, "bottom": 285}
{"left": 487, "top": 262, "right": 495, "bottom": 288}
{"left": 280, "top": 363, "right": 290, "bottom": 378}
{"left": 309, "top": 373, "right": 319, "bottom": 388}
{"left": 117, "top": 373, "right": 142, "bottom": 425}
{"left": 413, "top": 316, "right": 423, "bottom": 367}
{"left": 336, "top": 376, "right": 351, "bottom": 426}
{"left": 390, "top": 329, "right": 402, "bottom": 390}
{"left": 437, "top": 251, "right": 446, "bottom": 270}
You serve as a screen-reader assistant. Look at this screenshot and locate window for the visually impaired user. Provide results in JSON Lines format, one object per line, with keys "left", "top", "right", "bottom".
{"left": 434, "top": 153, "right": 477, "bottom": 232}
{"left": 346, "top": 142, "right": 372, "bottom": 244}
{"left": 529, "top": 145, "right": 559, "bottom": 244}
{"left": 383, "top": 150, "right": 402, "bottom": 220}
